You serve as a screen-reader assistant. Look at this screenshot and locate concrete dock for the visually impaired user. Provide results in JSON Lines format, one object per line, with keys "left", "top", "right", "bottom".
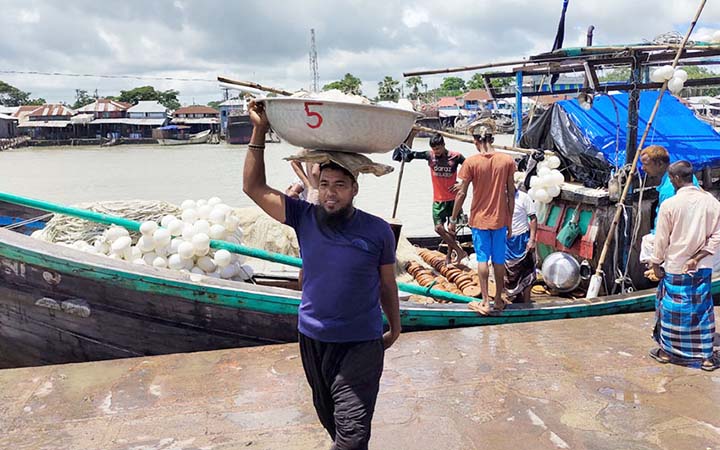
{"left": 1, "top": 311, "right": 719, "bottom": 450}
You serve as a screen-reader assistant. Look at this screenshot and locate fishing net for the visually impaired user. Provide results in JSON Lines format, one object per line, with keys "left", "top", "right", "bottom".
{"left": 35, "top": 200, "right": 181, "bottom": 244}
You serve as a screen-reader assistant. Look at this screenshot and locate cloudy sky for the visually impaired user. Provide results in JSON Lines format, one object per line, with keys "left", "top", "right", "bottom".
{"left": 1, "top": 0, "right": 719, "bottom": 106}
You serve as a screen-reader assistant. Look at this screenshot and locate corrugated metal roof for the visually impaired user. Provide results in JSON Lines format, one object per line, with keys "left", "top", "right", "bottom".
{"left": 171, "top": 117, "right": 219, "bottom": 124}
{"left": 76, "top": 99, "right": 131, "bottom": 113}
{"left": 174, "top": 105, "right": 219, "bottom": 116}
{"left": 28, "top": 104, "right": 75, "bottom": 117}
{"left": 89, "top": 118, "right": 166, "bottom": 126}
{"left": 18, "top": 120, "right": 71, "bottom": 128}
{"left": 0, "top": 106, "right": 18, "bottom": 115}
{"left": 437, "top": 97, "right": 461, "bottom": 108}
{"left": 219, "top": 99, "right": 245, "bottom": 107}
{"left": 126, "top": 101, "right": 167, "bottom": 114}
{"left": 463, "top": 89, "right": 492, "bottom": 102}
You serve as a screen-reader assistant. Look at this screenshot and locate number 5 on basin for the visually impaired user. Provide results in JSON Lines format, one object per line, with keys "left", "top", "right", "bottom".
{"left": 304, "top": 101, "right": 324, "bottom": 129}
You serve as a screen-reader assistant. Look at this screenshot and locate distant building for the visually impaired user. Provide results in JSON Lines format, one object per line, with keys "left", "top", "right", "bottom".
{"left": 17, "top": 104, "right": 75, "bottom": 140}
{"left": 526, "top": 75, "right": 584, "bottom": 95}
{"left": 75, "top": 99, "right": 130, "bottom": 138}
{"left": 217, "top": 99, "right": 246, "bottom": 136}
{"left": 462, "top": 89, "right": 493, "bottom": 111}
{"left": 124, "top": 101, "right": 169, "bottom": 138}
{"left": 0, "top": 113, "right": 17, "bottom": 138}
{"left": 437, "top": 96, "right": 462, "bottom": 117}
{"left": 172, "top": 105, "right": 220, "bottom": 133}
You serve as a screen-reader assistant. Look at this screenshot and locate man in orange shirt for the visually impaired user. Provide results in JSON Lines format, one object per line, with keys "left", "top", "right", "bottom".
{"left": 449, "top": 120, "right": 516, "bottom": 314}
{"left": 396, "top": 132, "right": 467, "bottom": 264}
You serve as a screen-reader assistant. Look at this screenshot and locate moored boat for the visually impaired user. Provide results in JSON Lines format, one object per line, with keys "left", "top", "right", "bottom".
{"left": 155, "top": 128, "right": 212, "bottom": 146}
{"left": 0, "top": 215, "right": 691, "bottom": 369}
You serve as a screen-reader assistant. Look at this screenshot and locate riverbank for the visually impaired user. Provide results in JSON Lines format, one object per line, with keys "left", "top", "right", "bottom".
{"left": 1, "top": 310, "right": 718, "bottom": 449}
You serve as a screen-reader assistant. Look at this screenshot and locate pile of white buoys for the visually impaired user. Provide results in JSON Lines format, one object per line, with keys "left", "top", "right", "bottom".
{"left": 650, "top": 65, "right": 688, "bottom": 95}
{"left": 525, "top": 155, "right": 564, "bottom": 204}
{"left": 33, "top": 197, "right": 254, "bottom": 281}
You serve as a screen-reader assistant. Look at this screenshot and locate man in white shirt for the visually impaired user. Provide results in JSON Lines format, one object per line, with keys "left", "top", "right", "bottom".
{"left": 504, "top": 189, "right": 537, "bottom": 303}
{"left": 649, "top": 160, "right": 720, "bottom": 371}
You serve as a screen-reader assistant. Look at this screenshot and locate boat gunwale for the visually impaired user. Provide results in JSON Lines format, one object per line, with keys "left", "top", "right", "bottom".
{"left": 0, "top": 228, "right": 681, "bottom": 325}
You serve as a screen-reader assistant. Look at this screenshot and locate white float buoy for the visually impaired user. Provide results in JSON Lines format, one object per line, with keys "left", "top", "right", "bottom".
{"left": 213, "top": 249, "right": 232, "bottom": 268}
{"left": 140, "top": 221, "right": 159, "bottom": 236}
{"left": 178, "top": 242, "right": 195, "bottom": 260}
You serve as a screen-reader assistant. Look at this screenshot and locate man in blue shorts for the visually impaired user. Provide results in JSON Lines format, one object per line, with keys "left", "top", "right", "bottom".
{"left": 242, "top": 100, "right": 401, "bottom": 449}
{"left": 449, "top": 120, "right": 516, "bottom": 314}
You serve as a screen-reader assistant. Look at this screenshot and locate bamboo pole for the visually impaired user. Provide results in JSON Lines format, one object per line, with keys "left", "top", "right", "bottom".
{"left": 412, "top": 124, "right": 554, "bottom": 156}
{"left": 217, "top": 76, "right": 293, "bottom": 96}
{"left": 0, "top": 191, "right": 479, "bottom": 304}
{"left": 404, "top": 44, "right": 720, "bottom": 78}
{"left": 586, "top": 0, "right": 707, "bottom": 298}
{"left": 391, "top": 161, "right": 405, "bottom": 219}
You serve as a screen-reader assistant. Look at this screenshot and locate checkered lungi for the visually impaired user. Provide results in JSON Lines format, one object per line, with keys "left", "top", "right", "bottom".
{"left": 654, "top": 268, "right": 716, "bottom": 360}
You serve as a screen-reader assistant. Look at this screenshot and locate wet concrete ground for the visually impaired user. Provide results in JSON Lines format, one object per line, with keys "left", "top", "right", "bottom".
{"left": 1, "top": 311, "right": 719, "bottom": 450}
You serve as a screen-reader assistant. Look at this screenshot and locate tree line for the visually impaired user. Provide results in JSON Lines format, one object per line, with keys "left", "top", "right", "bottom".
{"left": 0, "top": 82, "right": 181, "bottom": 110}
{"left": 322, "top": 73, "right": 512, "bottom": 103}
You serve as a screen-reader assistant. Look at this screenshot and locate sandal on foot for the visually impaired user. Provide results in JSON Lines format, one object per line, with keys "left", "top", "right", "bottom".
{"left": 701, "top": 356, "right": 719, "bottom": 372}
{"left": 649, "top": 348, "right": 671, "bottom": 364}
{"left": 468, "top": 301, "right": 491, "bottom": 316}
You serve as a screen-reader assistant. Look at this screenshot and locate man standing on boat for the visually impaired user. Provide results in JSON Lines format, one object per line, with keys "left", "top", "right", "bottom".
{"left": 504, "top": 187, "right": 537, "bottom": 303}
{"left": 242, "top": 100, "right": 401, "bottom": 449}
{"left": 649, "top": 161, "right": 720, "bottom": 371}
{"left": 393, "top": 131, "right": 467, "bottom": 264}
{"left": 639, "top": 145, "right": 699, "bottom": 266}
{"left": 640, "top": 145, "right": 699, "bottom": 232}
{"left": 449, "top": 119, "right": 516, "bottom": 314}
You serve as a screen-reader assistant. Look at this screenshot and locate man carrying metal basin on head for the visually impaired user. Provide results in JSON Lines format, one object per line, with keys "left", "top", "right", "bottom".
{"left": 242, "top": 99, "right": 401, "bottom": 450}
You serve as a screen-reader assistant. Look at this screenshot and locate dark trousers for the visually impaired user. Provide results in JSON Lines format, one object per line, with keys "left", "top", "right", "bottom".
{"left": 298, "top": 333, "right": 384, "bottom": 450}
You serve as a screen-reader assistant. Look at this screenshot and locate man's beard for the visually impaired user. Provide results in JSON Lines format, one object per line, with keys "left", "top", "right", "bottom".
{"left": 316, "top": 204, "right": 353, "bottom": 230}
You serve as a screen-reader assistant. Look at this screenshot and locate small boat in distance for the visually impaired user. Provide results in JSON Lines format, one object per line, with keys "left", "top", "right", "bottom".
{"left": 154, "top": 126, "right": 212, "bottom": 145}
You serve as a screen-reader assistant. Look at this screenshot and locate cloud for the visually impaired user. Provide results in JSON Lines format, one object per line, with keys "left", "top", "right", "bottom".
{"left": 0, "top": 0, "right": 719, "bottom": 105}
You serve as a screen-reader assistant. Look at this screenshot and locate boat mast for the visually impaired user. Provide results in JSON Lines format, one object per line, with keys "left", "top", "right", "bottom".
{"left": 309, "top": 29, "right": 320, "bottom": 93}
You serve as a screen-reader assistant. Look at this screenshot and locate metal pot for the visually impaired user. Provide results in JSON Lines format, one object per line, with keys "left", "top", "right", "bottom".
{"left": 541, "top": 252, "right": 581, "bottom": 293}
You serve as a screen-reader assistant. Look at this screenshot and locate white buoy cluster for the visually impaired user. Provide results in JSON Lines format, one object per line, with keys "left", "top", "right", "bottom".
{"left": 37, "top": 197, "right": 254, "bottom": 281}
{"left": 650, "top": 65, "right": 689, "bottom": 95}
{"left": 523, "top": 155, "right": 564, "bottom": 204}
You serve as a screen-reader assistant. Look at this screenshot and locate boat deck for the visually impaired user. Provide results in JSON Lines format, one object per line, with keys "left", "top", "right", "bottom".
{"left": 1, "top": 310, "right": 719, "bottom": 450}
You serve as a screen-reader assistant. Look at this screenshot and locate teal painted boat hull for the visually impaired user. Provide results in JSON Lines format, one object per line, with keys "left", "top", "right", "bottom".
{"left": 0, "top": 228, "right": 715, "bottom": 368}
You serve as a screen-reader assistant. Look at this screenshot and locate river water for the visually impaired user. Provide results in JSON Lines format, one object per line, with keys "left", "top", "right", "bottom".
{"left": 0, "top": 135, "right": 514, "bottom": 236}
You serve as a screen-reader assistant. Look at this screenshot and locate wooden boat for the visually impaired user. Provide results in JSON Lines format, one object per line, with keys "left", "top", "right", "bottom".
{"left": 0, "top": 221, "right": 687, "bottom": 369}
{"left": 156, "top": 129, "right": 212, "bottom": 146}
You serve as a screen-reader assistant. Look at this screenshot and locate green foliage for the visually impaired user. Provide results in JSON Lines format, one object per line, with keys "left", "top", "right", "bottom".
{"left": 117, "top": 86, "right": 181, "bottom": 110}
{"left": 72, "top": 89, "right": 96, "bottom": 109}
{"left": 0, "top": 80, "right": 45, "bottom": 106}
{"left": 405, "top": 76, "right": 426, "bottom": 100}
{"left": 322, "top": 73, "right": 363, "bottom": 95}
{"left": 467, "top": 72, "right": 513, "bottom": 91}
{"left": 377, "top": 76, "right": 400, "bottom": 102}
{"left": 599, "top": 68, "right": 631, "bottom": 82}
{"left": 207, "top": 100, "right": 223, "bottom": 109}
{"left": 681, "top": 66, "right": 720, "bottom": 96}
{"left": 435, "top": 76, "right": 466, "bottom": 97}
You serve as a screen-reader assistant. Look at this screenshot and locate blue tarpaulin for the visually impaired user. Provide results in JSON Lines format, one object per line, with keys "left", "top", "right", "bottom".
{"left": 520, "top": 91, "right": 720, "bottom": 187}
{"left": 560, "top": 91, "right": 720, "bottom": 170}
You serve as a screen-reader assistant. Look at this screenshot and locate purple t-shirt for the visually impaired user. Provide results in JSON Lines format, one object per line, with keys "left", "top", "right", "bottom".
{"left": 284, "top": 195, "right": 396, "bottom": 342}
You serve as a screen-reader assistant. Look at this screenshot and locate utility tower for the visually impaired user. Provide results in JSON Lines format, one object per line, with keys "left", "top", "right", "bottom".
{"left": 309, "top": 28, "right": 319, "bottom": 92}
